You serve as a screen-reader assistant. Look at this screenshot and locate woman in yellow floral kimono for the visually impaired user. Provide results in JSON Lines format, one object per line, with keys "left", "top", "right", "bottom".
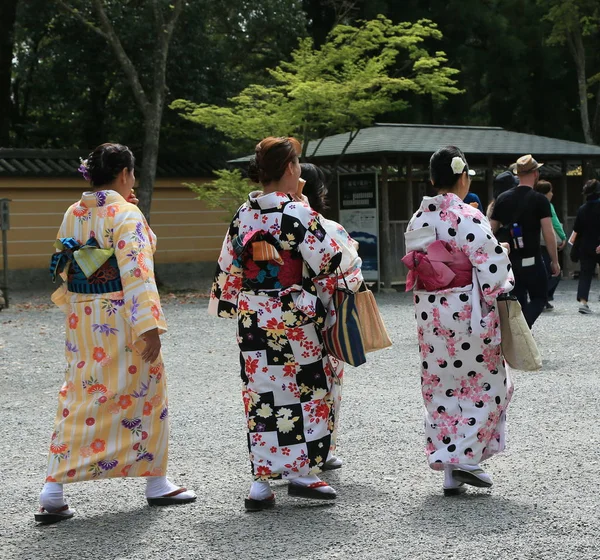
{"left": 36, "top": 143, "right": 195, "bottom": 524}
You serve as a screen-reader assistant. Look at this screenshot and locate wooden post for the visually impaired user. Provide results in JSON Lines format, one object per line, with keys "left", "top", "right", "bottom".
{"left": 406, "top": 155, "right": 413, "bottom": 219}
{"left": 486, "top": 155, "right": 494, "bottom": 209}
{"left": 380, "top": 156, "right": 392, "bottom": 289}
{"left": 560, "top": 160, "right": 568, "bottom": 228}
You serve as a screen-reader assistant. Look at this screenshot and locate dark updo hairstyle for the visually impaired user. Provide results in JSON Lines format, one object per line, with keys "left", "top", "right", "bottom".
{"left": 247, "top": 137, "right": 301, "bottom": 186}
{"left": 583, "top": 178, "right": 600, "bottom": 199}
{"left": 300, "top": 163, "right": 329, "bottom": 214}
{"left": 534, "top": 180, "right": 553, "bottom": 195}
{"left": 86, "top": 143, "right": 135, "bottom": 188}
{"left": 429, "top": 145, "right": 470, "bottom": 190}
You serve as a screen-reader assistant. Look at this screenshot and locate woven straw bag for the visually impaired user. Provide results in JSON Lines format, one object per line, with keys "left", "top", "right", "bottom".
{"left": 355, "top": 284, "right": 392, "bottom": 353}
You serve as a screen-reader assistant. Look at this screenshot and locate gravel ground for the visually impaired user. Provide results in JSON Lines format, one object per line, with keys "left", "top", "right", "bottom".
{"left": 0, "top": 279, "right": 599, "bottom": 560}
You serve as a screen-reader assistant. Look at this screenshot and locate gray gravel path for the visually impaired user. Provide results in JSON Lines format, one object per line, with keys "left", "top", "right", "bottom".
{"left": 0, "top": 279, "right": 599, "bottom": 560}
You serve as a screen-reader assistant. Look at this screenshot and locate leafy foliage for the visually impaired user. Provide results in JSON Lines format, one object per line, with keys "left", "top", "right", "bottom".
{"left": 186, "top": 169, "right": 253, "bottom": 217}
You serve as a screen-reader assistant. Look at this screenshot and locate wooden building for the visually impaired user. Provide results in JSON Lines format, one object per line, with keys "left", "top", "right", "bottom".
{"left": 0, "top": 149, "right": 229, "bottom": 288}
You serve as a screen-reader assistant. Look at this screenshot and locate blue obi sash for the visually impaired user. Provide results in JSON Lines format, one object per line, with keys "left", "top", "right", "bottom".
{"left": 50, "top": 237, "right": 123, "bottom": 294}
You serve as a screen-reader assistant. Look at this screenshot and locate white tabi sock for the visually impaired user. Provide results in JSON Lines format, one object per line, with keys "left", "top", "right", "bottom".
{"left": 145, "top": 476, "right": 196, "bottom": 500}
{"left": 292, "top": 474, "right": 336, "bottom": 494}
{"left": 39, "top": 482, "right": 67, "bottom": 511}
{"left": 248, "top": 481, "right": 273, "bottom": 501}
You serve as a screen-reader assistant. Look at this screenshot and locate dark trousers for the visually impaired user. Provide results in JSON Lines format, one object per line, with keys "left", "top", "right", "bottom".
{"left": 576, "top": 255, "right": 600, "bottom": 302}
{"left": 541, "top": 246, "right": 561, "bottom": 301}
{"left": 511, "top": 253, "right": 548, "bottom": 328}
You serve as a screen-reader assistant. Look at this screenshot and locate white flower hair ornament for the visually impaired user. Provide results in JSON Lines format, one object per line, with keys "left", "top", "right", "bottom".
{"left": 450, "top": 156, "right": 467, "bottom": 175}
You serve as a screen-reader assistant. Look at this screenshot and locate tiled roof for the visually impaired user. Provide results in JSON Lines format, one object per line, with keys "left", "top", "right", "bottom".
{"left": 230, "top": 124, "right": 600, "bottom": 163}
{"left": 0, "top": 149, "right": 222, "bottom": 178}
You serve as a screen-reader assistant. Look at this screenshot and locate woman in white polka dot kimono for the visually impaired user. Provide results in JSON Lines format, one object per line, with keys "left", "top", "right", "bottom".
{"left": 402, "top": 146, "right": 515, "bottom": 495}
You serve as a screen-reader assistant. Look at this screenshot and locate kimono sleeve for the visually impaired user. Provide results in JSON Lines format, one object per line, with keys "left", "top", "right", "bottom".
{"left": 112, "top": 204, "right": 167, "bottom": 348}
{"left": 208, "top": 207, "right": 243, "bottom": 318}
{"left": 458, "top": 208, "right": 515, "bottom": 305}
{"left": 281, "top": 202, "right": 342, "bottom": 327}
{"left": 50, "top": 208, "right": 73, "bottom": 312}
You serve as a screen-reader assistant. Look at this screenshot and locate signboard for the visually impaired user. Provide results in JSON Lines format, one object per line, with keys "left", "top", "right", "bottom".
{"left": 337, "top": 173, "right": 379, "bottom": 283}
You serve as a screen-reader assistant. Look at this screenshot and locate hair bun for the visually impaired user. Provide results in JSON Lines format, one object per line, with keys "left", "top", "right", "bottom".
{"left": 247, "top": 157, "right": 261, "bottom": 184}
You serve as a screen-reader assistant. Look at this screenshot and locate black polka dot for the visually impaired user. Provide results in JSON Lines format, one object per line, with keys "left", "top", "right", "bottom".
{"left": 421, "top": 312, "right": 428, "bottom": 320}
{"left": 495, "top": 396, "right": 501, "bottom": 404}
{"left": 415, "top": 295, "right": 420, "bottom": 304}
{"left": 459, "top": 293, "right": 469, "bottom": 302}
{"left": 439, "top": 360, "right": 448, "bottom": 368}
{"left": 442, "top": 436, "right": 451, "bottom": 444}
{"left": 467, "top": 371, "right": 477, "bottom": 377}
{"left": 428, "top": 295, "right": 435, "bottom": 303}
{"left": 468, "top": 418, "right": 476, "bottom": 426}
{"left": 476, "top": 355, "right": 484, "bottom": 363}
{"left": 437, "top": 406, "right": 445, "bottom": 413}
{"left": 428, "top": 204, "right": 436, "bottom": 211}
{"left": 448, "top": 228, "right": 456, "bottom": 236}
{"left": 473, "top": 218, "right": 481, "bottom": 224}
{"left": 486, "top": 234, "right": 492, "bottom": 239}
{"left": 461, "top": 342, "right": 470, "bottom": 350}
{"left": 495, "top": 246, "right": 503, "bottom": 254}
{"left": 466, "top": 233, "right": 475, "bottom": 242}
{"left": 456, "top": 217, "right": 461, "bottom": 224}
{"left": 445, "top": 389, "right": 454, "bottom": 397}
{"left": 483, "top": 383, "right": 491, "bottom": 391}
{"left": 482, "top": 284, "right": 490, "bottom": 291}
{"left": 453, "top": 360, "right": 463, "bottom": 368}
{"left": 489, "top": 264, "right": 497, "bottom": 273}
{"left": 422, "top": 361, "right": 428, "bottom": 369}
{"left": 475, "top": 400, "right": 484, "bottom": 408}
{"left": 422, "top": 223, "right": 429, "bottom": 227}
{"left": 447, "top": 444, "right": 456, "bottom": 452}
{"left": 416, "top": 211, "right": 422, "bottom": 218}
{"left": 507, "top": 264, "right": 512, "bottom": 271}
{"left": 440, "top": 297, "right": 447, "bottom": 305}
{"left": 464, "top": 448, "right": 473, "bottom": 455}
{"left": 484, "top": 337, "right": 491, "bottom": 345}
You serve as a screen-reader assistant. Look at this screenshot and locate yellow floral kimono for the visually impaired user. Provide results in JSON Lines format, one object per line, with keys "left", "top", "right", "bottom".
{"left": 45, "top": 190, "right": 168, "bottom": 483}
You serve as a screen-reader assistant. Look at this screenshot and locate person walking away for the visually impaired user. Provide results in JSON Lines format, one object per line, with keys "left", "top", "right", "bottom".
{"left": 36, "top": 143, "right": 196, "bottom": 524}
{"left": 403, "top": 146, "right": 515, "bottom": 495}
{"left": 570, "top": 179, "right": 600, "bottom": 314}
{"left": 533, "top": 180, "right": 566, "bottom": 310}
{"left": 209, "top": 137, "right": 345, "bottom": 510}
{"left": 490, "top": 155, "right": 560, "bottom": 328}
{"left": 300, "top": 163, "right": 364, "bottom": 471}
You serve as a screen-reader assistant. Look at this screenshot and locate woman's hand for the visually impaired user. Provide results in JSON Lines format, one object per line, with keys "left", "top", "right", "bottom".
{"left": 141, "top": 328, "right": 161, "bottom": 364}
{"left": 127, "top": 189, "right": 139, "bottom": 205}
{"left": 500, "top": 242, "right": 511, "bottom": 254}
{"left": 291, "top": 193, "right": 309, "bottom": 205}
{"left": 596, "top": 244, "right": 600, "bottom": 254}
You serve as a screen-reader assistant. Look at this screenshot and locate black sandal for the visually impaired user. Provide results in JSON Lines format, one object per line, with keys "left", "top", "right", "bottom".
{"left": 288, "top": 481, "right": 337, "bottom": 500}
{"left": 244, "top": 494, "right": 275, "bottom": 511}
{"left": 147, "top": 487, "right": 197, "bottom": 506}
{"left": 34, "top": 504, "right": 75, "bottom": 524}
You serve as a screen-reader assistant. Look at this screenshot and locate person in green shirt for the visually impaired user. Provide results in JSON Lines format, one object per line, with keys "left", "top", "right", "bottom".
{"left": 534, "top": 180, "right": 566, "bottom": 309}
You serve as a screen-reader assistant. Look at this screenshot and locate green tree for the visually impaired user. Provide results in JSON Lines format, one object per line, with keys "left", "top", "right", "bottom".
{"left": 54, "top": 0, "right": 185, "bottom": 220}
{"left": 0, "top": 0, "right": 19, "bottom": 146}
{"left": 186, "top": 169, "right": 253, "bottom": 217}
{"left": 541, "top": 0, "right": 600, "bottom": 144}
{"left": 172, "top": 15, "right": 462, "bottom": 163}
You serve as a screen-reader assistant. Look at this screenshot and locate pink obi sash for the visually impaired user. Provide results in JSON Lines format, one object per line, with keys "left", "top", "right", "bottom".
{"left": 402, "top": 239, "right": 472, "bottom": 291}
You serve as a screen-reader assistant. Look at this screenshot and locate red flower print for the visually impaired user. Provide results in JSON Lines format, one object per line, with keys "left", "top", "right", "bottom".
{"left": 315, "top": 403, "right": 329, "bottom": 420}
{"left": 72, "top": 206, "right": 87, "bottom": 218}
{"left": 92, "top": 347, "right": 106, "bottom": 363}
{"left": 245, "top": 356, "right": 259, "bottom": 374}
{"left": 270, "top": 446, "right": 277, "bottom": 453}
{"left": 133, "top": 268, "right": 142, "bottom": 278}
{"left": 281, "top": 447, "right": 291, "bottom": 456}
{"left": 137, "top": 253, "right": 149, "bottom": 272}
{"left": 98, "top": 395, "right": 108, "bottom": 404}
{"left": 84, "top": 306, "right": 92, "bottom": 315}
{"left": 62, "top": 408, "right": 69, "bottom": 418}
{"left": 87, "top": 383, "right": 107, "bottom": 395}
{"left": 142, "top": 431, "right": 148, "bottom": 440}
{"left": 68, "top": 313, "right": 79, "bottom": 329}
{"left": 121, "top": 465, "right": 132, "bottom": 476}
{"left": 50, "top": 442, "right": 68, "bottom": 454}
{"left": 150, "top": 364, "right": 162, "bottom": 375}
{"left": 118, "top": 395, "right": 132, "bottom": 409}
{"left": 106, "top": 205, "right": 117, "bottom": 217}
{"left": 90, "top": 438, "right": 106, "bottom": 453}
{"left": 45, "top": 476, "right": 57, "bottom": 483}
{"left": 128, "top": 365, "right": 137, "bottom": 375}
{"left": 118, "top": 240, "right": 126, "bottom": 250}
{"left": 151, "top": 304, "right": 160, "bottom": 319}
{"left": 77, "top": 360, "right": 85, "bottom": 369}
{"left": 256, "top": 466, "right": 272, "bottom": 477}
{"left": 143, "top": 402, "right": 153, "bottom": 416}
{"left": 67, "top": 469, "right": 76, "bottom": 478}
{"left": 133, "top": 443, "right": 140, "bottom": 451}
{"left": 287, "top": 328, "right": 305, "bottom": 341}
{"left": 86, "top": 417, "right": 95, "bottom": 426}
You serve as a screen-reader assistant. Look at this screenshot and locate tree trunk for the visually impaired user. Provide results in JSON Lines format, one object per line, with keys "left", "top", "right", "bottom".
{"left": 138, "top": 106, "right": 162, "bottom": 221}
{"left": 568, "top": 28, "right": 593, "bottom": 144}
{"left": 0, "top": 0, "right": 19, "bottom": 146}
{"left": 380, "top": 156, "right": 392, "bottom": 289}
